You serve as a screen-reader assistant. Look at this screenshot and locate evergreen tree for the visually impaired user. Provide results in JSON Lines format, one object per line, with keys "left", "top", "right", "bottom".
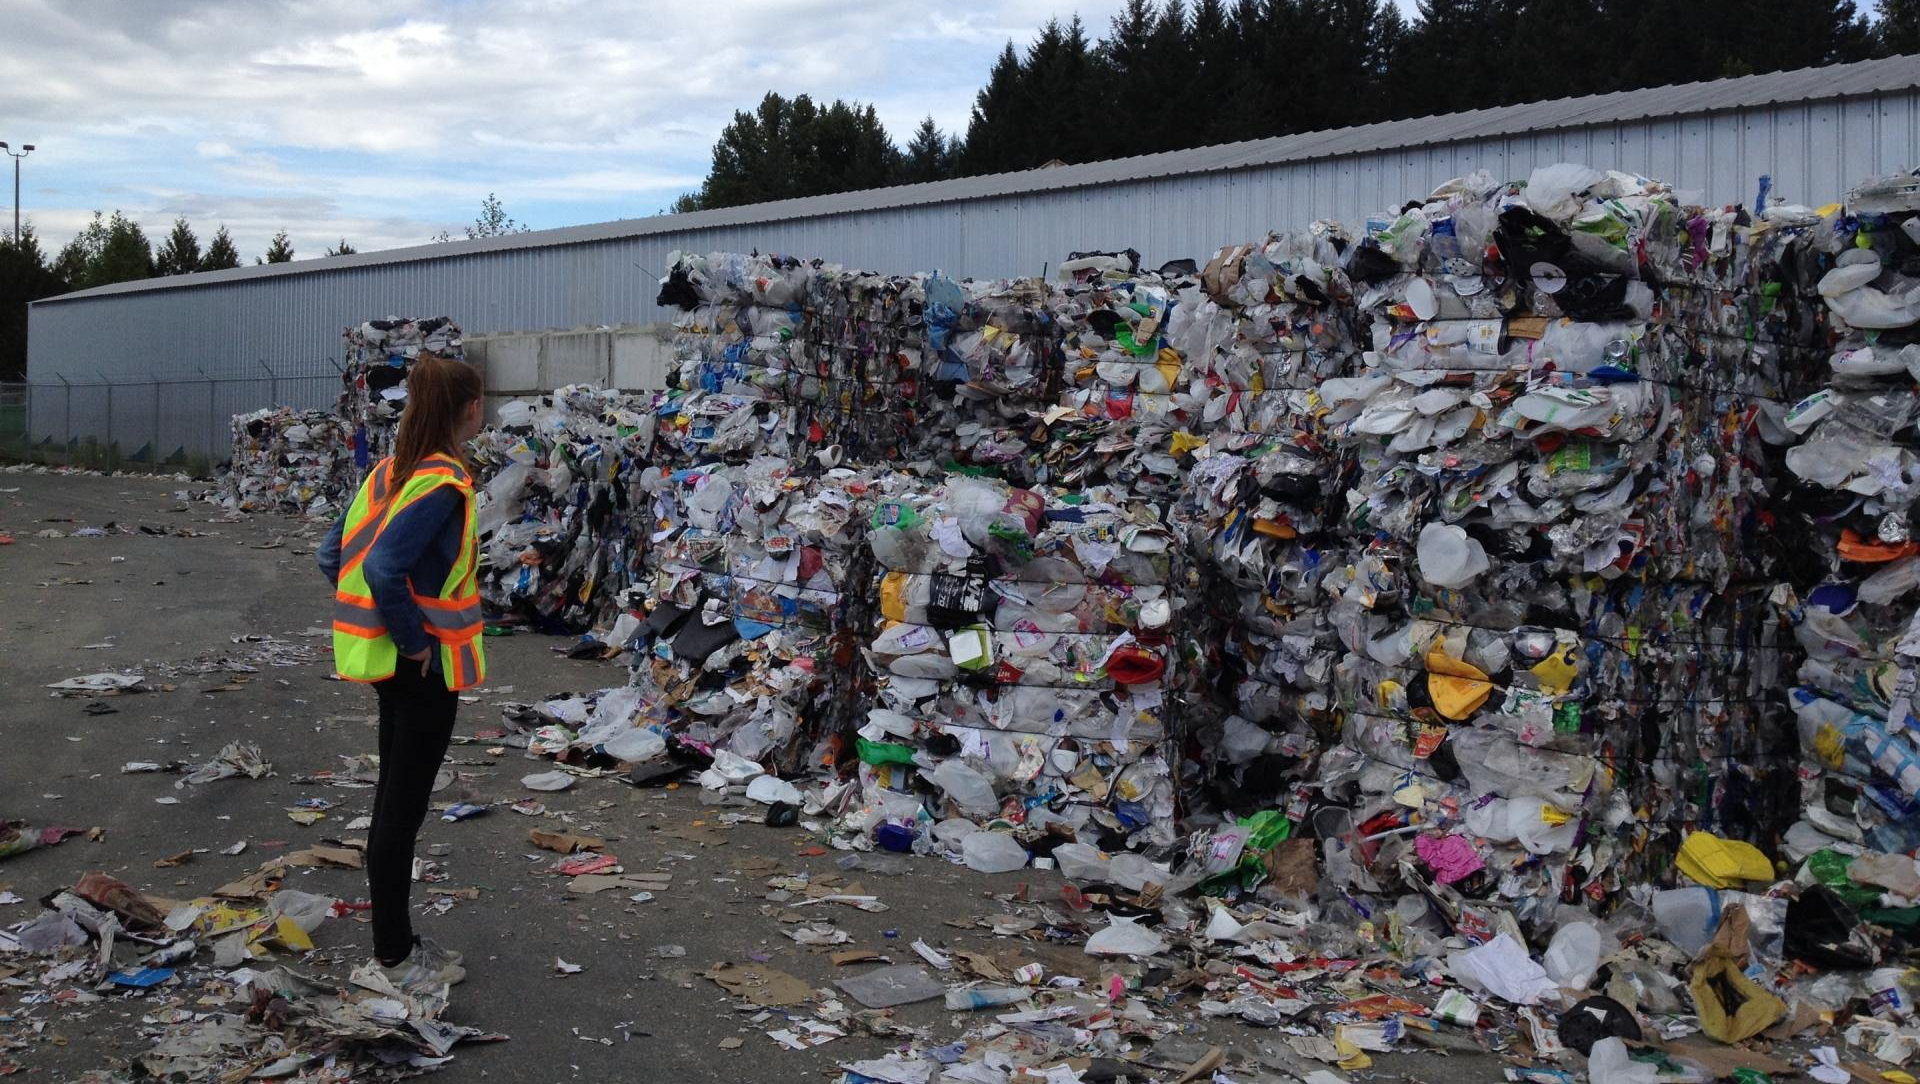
{"left": 1370, "top": 3, "right": 1418, "bottom": 118}
{"left": 1606, "top": 0, "right": 1869, "bottom": 89}
{"left": 903, "top": 117, "right": 958, "bottom": 184}
{"left": 0, "top": 222, "right": 67, "bottom": 380}
{"left": 1879, "top": 0, "right": 1920, "bottom": 54}
{"left": 99, "top": 212, "right": 155, "bottom": 283}
{"left": 200, "top": 226, "right": 241, "bottom": 271}
{"left": 53, "top": 236, "right": 89, "bottom": 286}
{"left": 792, "top": 101, "right": 902, "bottom": 196}
{"left": 1142, "top": 1, "right": 1194, "bottom": 151}
{"left": 1280, "top": 0, "right": 1395, "bottom": 130}
{"left": 1186, "top": 0, "right": 1242, "bottom": 144}
{"left": 697, "top": 92, "right": 801, "bottom": 208}
{"left": 1402, "top": 0, "right": 1541, "bottom": 115}
{"left": 1215, "top": 0, "right": 1271, "bottom": 141}
{"left": 153, "top": 217, "right": 202, "bottom": 277}
{"left": 1017, "top": 17, "right": 1100, "bottom": 166}
{"left": 673, "top": 0, "right": 1902, "bottom": 207}
{"left": 1101, "top": 0, "right": 1162, "bottom": 151}
{"left": 325, "top": 239, "right": 358, "bottom": 256}
{"left": 685, "top": 92, "right": 902, "bottom": 210}
{"left": 258, "top": 229, "right": 294, "bottom": 264}
{"left": 962, "top": 42, "right": 1028, "bottom": 175}
{"left": 54, "top": 211, "right": 153, "bottom": 289}
{"left": 1507, "top": 0, "right": 1613, "bottom": 96}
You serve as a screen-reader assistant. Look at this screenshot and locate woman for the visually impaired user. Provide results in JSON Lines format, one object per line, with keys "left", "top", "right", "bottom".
{"left": 318, "top": 354, "right": 488, "bottom": 990}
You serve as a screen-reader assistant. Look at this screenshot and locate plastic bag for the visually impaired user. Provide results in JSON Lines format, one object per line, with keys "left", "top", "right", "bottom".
{"left": 1416, "top": 523, "right": 1489, "bottom": 587}
{"left": 1544, "top": 921, "right": 1603, "bottom": 990}
{"left": 961, "top": 832, "right": 1029, "bottom": 874}
{"left": 834, "top": 965, "right": 945, "bottom": 1009}
{"left": 925, "top": 760, "right": 998, "bottom": 817}
{"left": 1085, "top": 915, "right": 1167, "bottom": 958}
{"left": 1586, "top": 1037, "right": 1659, "bottom": 1084}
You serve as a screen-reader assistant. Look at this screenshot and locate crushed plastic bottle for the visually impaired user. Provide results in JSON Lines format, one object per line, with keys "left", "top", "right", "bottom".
{"left": 943, "top": 986, "right": 1032, "bottom": 1011}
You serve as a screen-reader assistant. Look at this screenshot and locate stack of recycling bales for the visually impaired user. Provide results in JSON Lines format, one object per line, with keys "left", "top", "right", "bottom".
{"left": 483, "top": 168, "right": 1907, "bottom": 927}
{"left": 619, "top": 459, "right": 879, "bottom": 773}
{"left": 632, "top": 254, "right": 1191, "bottom": 841}
{"left": 919, "top": 273, "right": 1063, "bottom": 478}
{"left": 843, "top": 472, "right": 1181, "bottom": 861}
{"left": 594, "top": 256, "right": 909, "bottom": 773}
{"left": 1779, "top": 171, "right": 1920, "bottom": 931}
{"left": 220, "top": 405, "right": 357, "bottom": 515}
{"left": 456, "top": 166, "right": 1920, "bottom": 1072}
{"left": 1161, "top": 224, "right": 1373, "bottom": 856}
{"left": 1169, "top": 168, "right": 1818, "bottom": 923}
{"left": 469, "top": 385, "right": 656, "bottom": 633}
{"left": 339, "top": 316, "right": 464, "bottom": 467}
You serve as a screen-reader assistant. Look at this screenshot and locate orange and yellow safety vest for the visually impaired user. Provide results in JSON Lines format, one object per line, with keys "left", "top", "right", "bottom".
{"left": 331, "top": 453, "right": 487, "bottom": 690}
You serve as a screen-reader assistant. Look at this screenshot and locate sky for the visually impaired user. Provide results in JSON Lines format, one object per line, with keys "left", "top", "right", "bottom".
{"left": 8, "top": 0, "right": 1424, "bottom": 264}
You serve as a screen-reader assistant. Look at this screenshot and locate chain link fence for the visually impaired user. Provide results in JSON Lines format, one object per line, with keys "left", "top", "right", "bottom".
{"left": 2, "top": 359, "right": 342, "bottom": 474}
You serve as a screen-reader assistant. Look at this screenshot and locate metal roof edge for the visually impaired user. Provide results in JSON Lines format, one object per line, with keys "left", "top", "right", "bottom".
{"left": 32, "top": 53, "right": 1920, "bottom": 308}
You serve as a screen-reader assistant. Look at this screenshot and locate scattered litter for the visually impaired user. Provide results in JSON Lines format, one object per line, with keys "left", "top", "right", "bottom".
{"left": 706, "top": 962, "right": 812, "bottom": 1007}
{"left": 520, "top": 770, "right": 575, "bottom": 792}
{"left": 178, "top": 741, "right": 271, "bottom": 786}
{"left": 47, "top": 672, "right": 146, "bottom": 696}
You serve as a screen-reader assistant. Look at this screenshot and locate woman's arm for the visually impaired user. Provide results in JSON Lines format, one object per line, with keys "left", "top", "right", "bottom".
{"left": 317, "top": 513, "right": 345, "bottom": 584}
{"left": 360, "top": 488, "right": 463, "bottom": 657}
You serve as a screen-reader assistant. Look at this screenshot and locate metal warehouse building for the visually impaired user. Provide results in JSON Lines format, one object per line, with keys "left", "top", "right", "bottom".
{"left": 23, "top": 53, "right": 1920, "bottom": 459}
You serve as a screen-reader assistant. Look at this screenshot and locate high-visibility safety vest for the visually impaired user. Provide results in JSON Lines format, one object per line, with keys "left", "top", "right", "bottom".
{"left": 331, "top": 453, "right": 487, "bottom": 690}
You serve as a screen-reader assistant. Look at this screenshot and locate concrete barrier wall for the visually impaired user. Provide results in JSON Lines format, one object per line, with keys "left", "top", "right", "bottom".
{"left": 465, "top": 323, "right": 674, "bottom": 421}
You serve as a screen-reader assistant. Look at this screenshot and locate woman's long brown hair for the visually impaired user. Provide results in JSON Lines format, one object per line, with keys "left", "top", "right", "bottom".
{"left": 390, "top": 354, "right": 484, "bottom": 485}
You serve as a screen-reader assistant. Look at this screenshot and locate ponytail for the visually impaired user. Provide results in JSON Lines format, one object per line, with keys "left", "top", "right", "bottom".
{"left": 390, "top": 354, "right": 484, "bottom": 484}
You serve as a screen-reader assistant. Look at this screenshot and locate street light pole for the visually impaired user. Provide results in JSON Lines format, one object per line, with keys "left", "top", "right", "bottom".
{"left": 0, "top": 142, "right": 36, "bottom": 243}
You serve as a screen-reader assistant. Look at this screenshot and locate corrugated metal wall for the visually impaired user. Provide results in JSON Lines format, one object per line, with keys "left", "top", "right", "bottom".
{"left": 26, "top": 90, "right": 1920, "bottom": 456}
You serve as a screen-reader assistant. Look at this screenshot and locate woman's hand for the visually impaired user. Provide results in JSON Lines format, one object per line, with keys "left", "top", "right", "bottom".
{"left": 401, "top": 648, "right": 431, "bottom": 676}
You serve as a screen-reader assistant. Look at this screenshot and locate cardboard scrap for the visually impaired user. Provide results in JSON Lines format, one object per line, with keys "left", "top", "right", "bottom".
{"left": 213, "top": 860, "right": 289, "bottom": 901}
{"left": 1764, "top": 1002, "right": 1827, "bottom": 1041}
{"left": 1173, "top": 1048, "right": 1226, "bottom": 1084}
{"left": 286, "top": 845, "right": 363, "bottom": 870}
{"left": 1654, "top": 1038, "right": 1793, "bottom": 1079}
{"left": 529, "top": 829, "right": 606, "bottom": 854}
{"left": 567, "top": 874, "right": 671, "bottom": 896}
{"left": 953, "top": 951, "right": 1005, "bottom": 980}
{"left": 705, "top": 962, "right": 814, "bottom": 1007}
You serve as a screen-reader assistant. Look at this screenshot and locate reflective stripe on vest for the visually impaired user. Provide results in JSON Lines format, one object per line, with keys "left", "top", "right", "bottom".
{"left": 417, "top": 594, "right": 483, "bottom": 637}
{"left": 447, "top": 638, "right": 483, "bottom": 690}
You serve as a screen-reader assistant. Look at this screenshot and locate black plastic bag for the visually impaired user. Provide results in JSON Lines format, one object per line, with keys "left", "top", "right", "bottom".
{"left": 1786, "top": 884, "right": 1881, "bottom": 969}
{"left": 1557, "top": 995, "right": 1642, "bottom": 1056}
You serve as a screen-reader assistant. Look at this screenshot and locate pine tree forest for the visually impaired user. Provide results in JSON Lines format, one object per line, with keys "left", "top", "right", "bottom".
{"left": 674, "top": 0, "right": 1917, "bottom": 211}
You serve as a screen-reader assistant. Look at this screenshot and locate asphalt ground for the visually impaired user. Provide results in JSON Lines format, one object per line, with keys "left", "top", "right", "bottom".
{"left": 0, "top": 467, "right": 1532, "bottom": 1083}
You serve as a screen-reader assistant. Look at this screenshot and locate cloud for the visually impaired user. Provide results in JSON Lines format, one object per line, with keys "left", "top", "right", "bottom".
{"left": 1, "top": 0, "right": 1140, "bottom": 261}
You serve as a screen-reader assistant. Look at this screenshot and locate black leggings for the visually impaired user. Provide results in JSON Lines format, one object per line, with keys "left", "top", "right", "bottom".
{"left": 368, "top": 660, "right": 457, "bottom": 964}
